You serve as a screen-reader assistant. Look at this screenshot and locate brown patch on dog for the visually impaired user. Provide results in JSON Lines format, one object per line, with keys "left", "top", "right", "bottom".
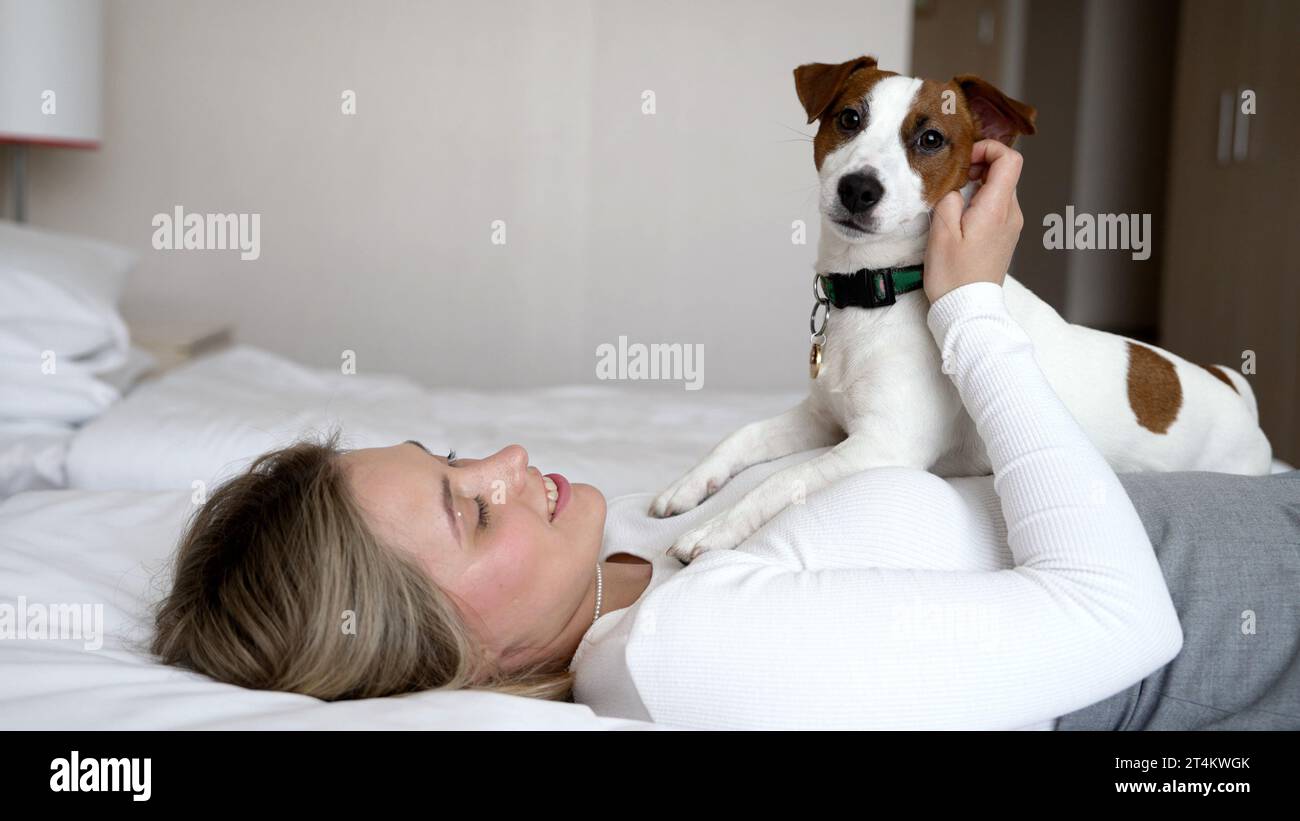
{"left": 902, "top": 76, "right": 1036, "bottom": 205}
{"left": 793, "top": 56, "right": 896, "bottom": 169}
{"left": 1197, "top": 362, "right": 1239, "bottom": 394}
{"left": 1126, "top": 341, "right": 1183, "bottom": 434}
{"left": 903, "top": 79, "right": 977, "bottom": 206}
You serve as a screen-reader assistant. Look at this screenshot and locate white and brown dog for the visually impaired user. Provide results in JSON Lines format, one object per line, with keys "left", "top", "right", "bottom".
{"left": 652, "top": 55, "right": 1272, "bottom": 561}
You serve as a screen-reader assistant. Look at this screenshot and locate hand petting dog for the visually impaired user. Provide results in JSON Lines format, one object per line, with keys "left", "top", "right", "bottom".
{"left": 923, "top": 140, "right": 1024, "bottom": 304}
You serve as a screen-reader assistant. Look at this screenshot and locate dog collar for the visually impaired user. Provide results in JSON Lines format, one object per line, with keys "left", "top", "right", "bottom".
{"left": 808, "top": 264, "right": 924, "bottom": 379}
{"left": 818, "top": 265, "right": 924, "bottom": 309}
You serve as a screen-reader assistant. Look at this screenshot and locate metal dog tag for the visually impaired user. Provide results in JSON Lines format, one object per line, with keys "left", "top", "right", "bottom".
{"left": 809, "top": 342, "right": 823, "bottom": 379}
{"left": 810, "top": 275, "right": 829, "bottom": 380}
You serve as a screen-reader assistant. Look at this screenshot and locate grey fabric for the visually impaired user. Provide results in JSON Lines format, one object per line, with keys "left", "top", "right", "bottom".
{"left": 1055, "top": 470, "right": 1300, "bottom": 730}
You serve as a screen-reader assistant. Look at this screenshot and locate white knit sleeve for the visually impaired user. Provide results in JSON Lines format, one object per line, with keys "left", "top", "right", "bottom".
{"left": 624, "top": 282, "right": 1184, "bottom": 730}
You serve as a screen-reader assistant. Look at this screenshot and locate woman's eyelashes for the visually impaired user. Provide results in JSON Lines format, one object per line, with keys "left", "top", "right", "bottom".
{"left": 446, "top": 450, "right": 489, "bottom": 530}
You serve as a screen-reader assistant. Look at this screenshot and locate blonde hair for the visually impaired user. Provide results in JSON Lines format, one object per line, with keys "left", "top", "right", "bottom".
{"left": 151, "top": 434, "right": 574, "bottom": 702}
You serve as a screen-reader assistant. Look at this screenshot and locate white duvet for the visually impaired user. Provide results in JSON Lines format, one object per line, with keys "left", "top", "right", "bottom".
{"left": 67, "top": 345, "right": 803, "bottom": 498}
{"left": 0, "top": 488, "right": 660, "bottom": 730}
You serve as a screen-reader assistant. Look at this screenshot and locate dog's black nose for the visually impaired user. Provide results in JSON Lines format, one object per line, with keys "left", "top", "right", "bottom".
{"left": 837, "top": 172, "right": 884, "bottom": 214}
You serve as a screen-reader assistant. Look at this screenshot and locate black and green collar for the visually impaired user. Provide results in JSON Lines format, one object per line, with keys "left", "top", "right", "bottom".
{"left": 818, "top": 264, "right": 923, "bottom": 309}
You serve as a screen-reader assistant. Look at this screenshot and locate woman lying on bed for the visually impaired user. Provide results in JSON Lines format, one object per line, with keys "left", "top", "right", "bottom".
{"left": 151, "top": 143, "right": 1300, "bottom": 730}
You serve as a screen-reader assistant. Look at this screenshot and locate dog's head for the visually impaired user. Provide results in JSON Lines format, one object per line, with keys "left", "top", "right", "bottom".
{"left": 794, "top": 56, "right": 1036, "bottom": 243}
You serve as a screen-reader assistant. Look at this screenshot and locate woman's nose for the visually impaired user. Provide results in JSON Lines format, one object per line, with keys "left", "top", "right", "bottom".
{"left": 474, "top": 445, "right": 529, "bottom": 491}
{"left": 493, "top": 444, "right": 529, "bottom": 475}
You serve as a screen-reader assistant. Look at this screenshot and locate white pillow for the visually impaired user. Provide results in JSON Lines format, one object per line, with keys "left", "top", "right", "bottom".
{"left": 0, "top": 220, "right": 134, "bottom": 373}
{"left": 0, "top": 420, "right": 71, "bottom": 497}
{"left": 0, "top": 329, "right": 121, "bottom": 424}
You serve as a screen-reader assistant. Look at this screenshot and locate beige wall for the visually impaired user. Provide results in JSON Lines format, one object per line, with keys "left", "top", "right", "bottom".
{"left": 17, "top": 0, "right": 911, "bottom": 389}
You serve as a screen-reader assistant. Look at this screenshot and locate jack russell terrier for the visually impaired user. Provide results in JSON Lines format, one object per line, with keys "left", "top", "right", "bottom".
{"left": 652, "top": 55, "right": 1272, "bottom": 562}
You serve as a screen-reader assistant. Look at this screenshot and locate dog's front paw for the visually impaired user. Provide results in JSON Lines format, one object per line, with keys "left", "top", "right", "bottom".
{"left": 666, "top": 513, "right": 751, "bottom": 563}
{"left": 649, "top": 463, "right": 730, "bottom": 518}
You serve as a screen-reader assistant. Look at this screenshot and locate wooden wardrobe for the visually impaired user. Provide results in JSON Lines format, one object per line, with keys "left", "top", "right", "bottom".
{"left": 1159, "top": 0, "right": 1300, "bottom": 466}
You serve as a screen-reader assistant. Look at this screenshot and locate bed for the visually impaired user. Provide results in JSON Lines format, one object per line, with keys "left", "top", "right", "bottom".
{"left": 0, "top": 343, "right": 809, "bottom": 730}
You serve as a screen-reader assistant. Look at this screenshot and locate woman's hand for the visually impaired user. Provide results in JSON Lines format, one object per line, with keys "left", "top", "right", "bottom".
{"left": 922, "top": 139, "right": 1025, "bottom": 304}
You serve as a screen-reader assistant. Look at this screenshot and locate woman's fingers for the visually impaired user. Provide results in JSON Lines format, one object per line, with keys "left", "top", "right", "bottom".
{"left": 969, "top": 138, "right": 1013, "bottom": 167}
{"left": 966, "top": 140, "right": 1022, "bottom": 225}
{"left": 931, "top": 190, "right": 965, "bottom": 241}
{"left": 975, "top": 141, "right": 1022, "bottom": 202}
{"left": 925, "top": 140, "right": 1024, "bottom": 301}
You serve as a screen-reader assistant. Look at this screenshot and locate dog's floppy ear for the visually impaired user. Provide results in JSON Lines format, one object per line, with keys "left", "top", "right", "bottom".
{"left": 793, "top": 56, "right": 878, "bottom": 125}
{"left": 954, "top": 75, "right": 1037, "bottom": 145}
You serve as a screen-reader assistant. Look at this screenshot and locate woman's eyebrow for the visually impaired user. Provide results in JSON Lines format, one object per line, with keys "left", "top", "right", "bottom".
{"left": 404, "top": 439, "right": 432, "bottom": 456}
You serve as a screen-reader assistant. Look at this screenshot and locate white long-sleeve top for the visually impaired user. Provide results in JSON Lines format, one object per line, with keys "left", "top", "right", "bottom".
{"left": 570, "top": 282, "right": 1184, "bottom": 730}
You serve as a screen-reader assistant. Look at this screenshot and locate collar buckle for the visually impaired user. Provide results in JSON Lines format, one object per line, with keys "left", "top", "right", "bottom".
{"left": 867, "top": 269, "right": 897, "bottom": 307}
{"left": 820, "top": 265, "right": 922, "bottom": 310}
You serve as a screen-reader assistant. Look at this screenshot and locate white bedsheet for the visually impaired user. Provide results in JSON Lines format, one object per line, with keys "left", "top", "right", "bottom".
{"left": 0, "top": 488, "right": 661, "bottom": 730}
{"left": 66, "top": 345, "right": 804, "bottom": 497}
{"left": 0, "top": 422, "right": 72, "bottom": 497}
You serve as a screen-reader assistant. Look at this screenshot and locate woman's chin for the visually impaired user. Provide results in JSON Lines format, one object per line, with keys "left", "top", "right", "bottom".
{"left": 566, "top": 483, "right": 606, "bottom": 531}
{"left": 572, "top": 483, "right": 605, "bottom": 514}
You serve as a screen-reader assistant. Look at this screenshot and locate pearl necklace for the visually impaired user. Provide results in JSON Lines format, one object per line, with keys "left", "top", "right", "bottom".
{"left": 593, "top": 563, "right": 603, "bottom": 624}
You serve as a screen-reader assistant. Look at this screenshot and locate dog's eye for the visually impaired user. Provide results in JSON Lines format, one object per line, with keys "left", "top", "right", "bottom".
{"left": 917, "top": 129, "right": 945, "bottom": 153}
{"left": 836, "top": 108, "right": 861, "bottom": 131}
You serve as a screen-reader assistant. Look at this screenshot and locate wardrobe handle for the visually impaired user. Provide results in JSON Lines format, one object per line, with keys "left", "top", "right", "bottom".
{"left": 1232, "top": 86, "right": 1250, "bottom": 162}
{"left": 1216, "top": 89, "right": 1233, "bottom": 166}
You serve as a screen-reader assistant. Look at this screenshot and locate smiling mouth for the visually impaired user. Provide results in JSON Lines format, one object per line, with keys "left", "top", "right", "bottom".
{"left": 542, "top": 473, "right": 570, "bottom": 520}
{"left": 543, "top": 475, "right": 558, "bottom": 517}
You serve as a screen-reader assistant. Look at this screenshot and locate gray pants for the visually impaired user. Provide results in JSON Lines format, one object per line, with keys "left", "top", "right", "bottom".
{"left": 1055, "top": 470, "right": 1300, "bottom": 730}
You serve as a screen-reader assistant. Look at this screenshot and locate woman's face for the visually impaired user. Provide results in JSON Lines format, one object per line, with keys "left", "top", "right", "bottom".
{"left": 339, "top": 442, "right": 606, "bottom": 671}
